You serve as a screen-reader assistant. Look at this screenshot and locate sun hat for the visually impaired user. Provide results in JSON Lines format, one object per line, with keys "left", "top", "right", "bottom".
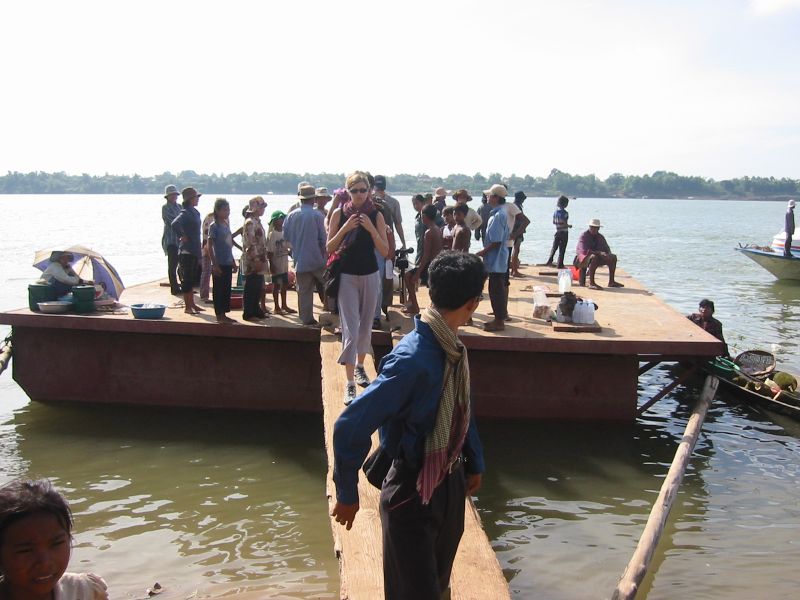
{"left": 483, "top": 184, "right": 508, "bottom": 198}
{"left": 434, "top": 186, "right": 447, "bottom": 198}
{"left": 49, "top": 250, "right": 74, "bottom": 262}
{"left": 589, "top": 218, "right": 602, "bottom": 228}
{"left": 248, "top": 196, "right": 267, "bottom": 211}
{"left": 181, "top": 187, "right": 201, "bottom": 202}
{"left": 297, "top": 181, "right": 312, "bottom": 194}
{"left": 298, "top": 184, "right": 317, "bottom": 201}
{"left": 164, "top": 184, "right": 179, "bottom": 198}
{"left": 315, "top": 187, "right": 332, "bottom": 199}
{"left": 269, "top": 210, "right": 287, "bottom": 224}
{"left": 452, "top": 188, "right": 472, "bottom": 201}
{"left": 789, "top": 199, "right": 796, "bottom": 208}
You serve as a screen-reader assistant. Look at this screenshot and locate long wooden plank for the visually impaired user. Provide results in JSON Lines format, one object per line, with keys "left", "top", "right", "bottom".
{"left": 321, "top": 332, "right": 509, "bottom": 599}
{"left": 321, "top": 333, "right": 384, "bottom": 599}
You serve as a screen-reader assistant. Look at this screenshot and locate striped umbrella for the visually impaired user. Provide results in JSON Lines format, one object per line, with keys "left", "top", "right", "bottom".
{"left": 33, "top": 245, "right": 125, "bottom": 299}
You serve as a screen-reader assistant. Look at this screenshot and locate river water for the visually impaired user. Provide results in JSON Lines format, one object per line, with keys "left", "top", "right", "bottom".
{"left": 0, "top": 194, "right": 798, "bottom": 599}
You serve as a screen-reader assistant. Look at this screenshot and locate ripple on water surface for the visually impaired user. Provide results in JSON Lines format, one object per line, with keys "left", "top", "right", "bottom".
{"left": 0, "top": 396, "right": 338, "bottom": 598}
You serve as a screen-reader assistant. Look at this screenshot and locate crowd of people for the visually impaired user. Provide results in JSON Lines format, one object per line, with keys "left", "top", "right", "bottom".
{"left": 160, "top": 173, "right": 636, "bottom": 400}
{"left": 159, "top": 177, "right": 635, "bottom": 328}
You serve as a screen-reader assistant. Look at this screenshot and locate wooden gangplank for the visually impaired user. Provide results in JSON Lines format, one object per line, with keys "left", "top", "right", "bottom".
{"left": 320, "top": 332, "right": 509, "bottom": 599}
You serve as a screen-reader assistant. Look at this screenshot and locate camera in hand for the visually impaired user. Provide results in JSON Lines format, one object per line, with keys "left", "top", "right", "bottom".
{"left": 395, "top": 247, "right": 414, "bottom": 270}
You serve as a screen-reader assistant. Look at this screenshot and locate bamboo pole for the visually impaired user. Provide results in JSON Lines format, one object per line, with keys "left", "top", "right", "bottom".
{"left": 612, "top": 375, "right": 718, "bottom": 600}
{"left": 0, "top": 342, "right": 11, "bottom": 377}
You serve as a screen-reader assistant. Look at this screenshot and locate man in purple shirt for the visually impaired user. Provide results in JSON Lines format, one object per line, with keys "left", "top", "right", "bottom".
{"left": 575, "top": 218, "right": 624, "bottom": 290}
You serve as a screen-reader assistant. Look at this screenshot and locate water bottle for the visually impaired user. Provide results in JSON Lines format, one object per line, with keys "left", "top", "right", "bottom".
{"left": 558, "top": 269, "right": 572, "bottom": 293}
{"left": 585, "top": 299, "right": 595, "bottom": 324}
{"left": 573, "top": 300, "right": 585, "bottom": 324}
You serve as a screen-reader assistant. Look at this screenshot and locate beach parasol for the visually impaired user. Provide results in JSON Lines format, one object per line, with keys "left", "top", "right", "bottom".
{"left": 33, "top": 245, "right": 125, "bottom": 299}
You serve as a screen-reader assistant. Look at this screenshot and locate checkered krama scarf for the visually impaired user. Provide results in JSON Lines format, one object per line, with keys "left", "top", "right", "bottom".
{"left": 417, "top": 307, "right": 471, "bottom": 504}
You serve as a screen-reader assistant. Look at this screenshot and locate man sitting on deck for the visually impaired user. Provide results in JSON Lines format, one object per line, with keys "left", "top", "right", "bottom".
{"left": 575, "top": 218, "right": 625, "bottom": 290}
{"left": 332, "top": 252, "right": 486, "bottom": 600}
{"left": 688, "top": 299, "right": 729, "bottom": 357}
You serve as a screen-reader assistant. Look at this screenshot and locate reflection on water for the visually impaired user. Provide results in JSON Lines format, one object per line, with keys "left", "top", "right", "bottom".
{"left": 1, "top": 196, "right": 800, "bottom": 597}
{"left": 1, "top": 397, "right": 337, "bottom": 599}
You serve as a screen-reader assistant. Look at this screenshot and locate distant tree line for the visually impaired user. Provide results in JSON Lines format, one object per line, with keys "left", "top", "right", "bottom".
{"left": 0, "top": 169, "right": 797, "bottom": 199}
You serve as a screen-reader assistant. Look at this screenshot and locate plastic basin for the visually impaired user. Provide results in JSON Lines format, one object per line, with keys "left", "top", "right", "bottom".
{"left": 130, "top": 303, "right": 166, "bottom": 319}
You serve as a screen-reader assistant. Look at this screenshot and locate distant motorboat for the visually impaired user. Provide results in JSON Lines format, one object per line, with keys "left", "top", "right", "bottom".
{"left": 736, "top": 231, "right": 800, "bottom": 280}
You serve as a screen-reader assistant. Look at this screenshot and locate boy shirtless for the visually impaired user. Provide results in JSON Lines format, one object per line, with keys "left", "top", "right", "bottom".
{"left": 403, "top": 205, "right": 443, "bottom": 315}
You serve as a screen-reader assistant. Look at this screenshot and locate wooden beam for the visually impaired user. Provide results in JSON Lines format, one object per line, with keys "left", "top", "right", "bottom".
{"left": 637, "top": 366, "right": 697, "bottom": 416}
{"left": 320, "top": 332, "right": 509, "bottom": 599}
{"left": 637, "top": 361, "right": 660, "bottom": 376}
{"left": 612, "top": 375, "right": 718, "bottom": 600}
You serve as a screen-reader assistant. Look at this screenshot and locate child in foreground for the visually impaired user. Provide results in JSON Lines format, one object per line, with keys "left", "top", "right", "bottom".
{"left": 0, "top": 478, "right": 108, "bottom": 600}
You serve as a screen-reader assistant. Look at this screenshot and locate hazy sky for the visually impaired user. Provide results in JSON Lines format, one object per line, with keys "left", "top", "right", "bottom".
{"left": 2, "top": 0, "right": 799, "bottom": 180}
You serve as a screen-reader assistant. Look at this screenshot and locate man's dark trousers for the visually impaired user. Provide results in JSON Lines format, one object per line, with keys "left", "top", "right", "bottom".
{"left": 488, "top": 272, "right": 508, "bottom": 321}
{"left": 243, "top": 273, "right": 264, "bottom": 319}
{"left": 167, "top": 244, "right": 180, "bottom": 295}
{"left": 380, "top": 459, "right": 466, "bottom": 600}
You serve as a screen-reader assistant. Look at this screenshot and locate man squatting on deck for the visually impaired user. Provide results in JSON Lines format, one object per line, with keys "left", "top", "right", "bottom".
{"left": 332, "top": 252, "right": 486, "bottom": 600}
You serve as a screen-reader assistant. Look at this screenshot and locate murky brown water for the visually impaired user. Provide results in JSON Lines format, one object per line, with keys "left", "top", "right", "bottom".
{"left": 1, "top": 195, "right": 798, "bottom": 598}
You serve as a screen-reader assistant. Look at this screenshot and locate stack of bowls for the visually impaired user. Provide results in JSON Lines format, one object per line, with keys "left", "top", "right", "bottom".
{"left": 71, "top": 285, "right": 96, "bottom": 314}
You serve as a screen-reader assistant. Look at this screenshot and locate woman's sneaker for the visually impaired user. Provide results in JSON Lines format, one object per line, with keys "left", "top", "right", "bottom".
{"left": 354, "top": 366, "right": 371, "bottom": 388}
{"left": 344, "top": 383, "right": 357, "bottom": 406}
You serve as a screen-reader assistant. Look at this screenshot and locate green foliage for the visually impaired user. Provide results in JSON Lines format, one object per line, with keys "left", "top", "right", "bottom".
{"left": 0, "top": 169, "right": 797, "bottom": 198}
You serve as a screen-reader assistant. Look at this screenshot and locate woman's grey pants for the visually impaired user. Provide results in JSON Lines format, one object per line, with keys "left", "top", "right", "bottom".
{"left": 338, "top": 271, "right": 381, "bottom": 365}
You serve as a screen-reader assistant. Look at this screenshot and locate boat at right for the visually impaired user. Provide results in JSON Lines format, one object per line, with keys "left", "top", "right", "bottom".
{"left": 703, "top": 349, "right": 800, "bottom": 419}
{"left": 737, "top": 231, "right": 800, "bottom": 280}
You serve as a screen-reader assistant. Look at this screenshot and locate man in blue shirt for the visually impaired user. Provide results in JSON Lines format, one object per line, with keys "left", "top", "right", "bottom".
{"left": 171, "top": 187, "right": 204, "bottom": 315}
{"left": 546, "top": 195, "right": 572, "bottom": 269}
{"left": 332, "top": 252, "right": 487, "bottom": 600}
{"left": 283, "top": 184, "right": 328, "bottom": 325}
{"left": 476, "top": 184, "right": 510, "bottom": 332}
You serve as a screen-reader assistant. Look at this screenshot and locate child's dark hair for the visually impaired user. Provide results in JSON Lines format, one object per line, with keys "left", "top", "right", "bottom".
{"left": 428, "top": 252, "right": 487, "bottom": 310}
{"left": 442, "top": 206, "right": 455, "bottom": 217}
{"left": 557, "top": 195, "right": 569, "bottom": 208}
{"left": 213, "top": 198, "right": 229, "bottom": 221}
{"left": 0, "top": 479, "right": 73, "bottom": 544}
{"left": 421, "top": 205, "right": 438, "bottom": 221}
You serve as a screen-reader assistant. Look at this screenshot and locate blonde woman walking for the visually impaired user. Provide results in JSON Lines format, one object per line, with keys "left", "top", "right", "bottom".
{"left": 327, "top": 172, "right": 389, "bottom": 404}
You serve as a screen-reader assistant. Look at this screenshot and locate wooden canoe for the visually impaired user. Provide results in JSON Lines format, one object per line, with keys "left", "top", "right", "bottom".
{"left": 703, "top": 357, "right": 800, "bottom": 419}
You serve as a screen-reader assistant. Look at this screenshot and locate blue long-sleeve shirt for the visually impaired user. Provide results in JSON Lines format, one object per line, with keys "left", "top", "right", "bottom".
{"left": 283, "top": 204, "right": 327, "bottom": 273}
{"left": 162, "top": 202, "right": 181, "bottom": 253}
{"left": 333, "top": 317, "right": 485, "bottom": 505}
{"left": 171, "top": 205, "right": 202, "bottom": 258}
